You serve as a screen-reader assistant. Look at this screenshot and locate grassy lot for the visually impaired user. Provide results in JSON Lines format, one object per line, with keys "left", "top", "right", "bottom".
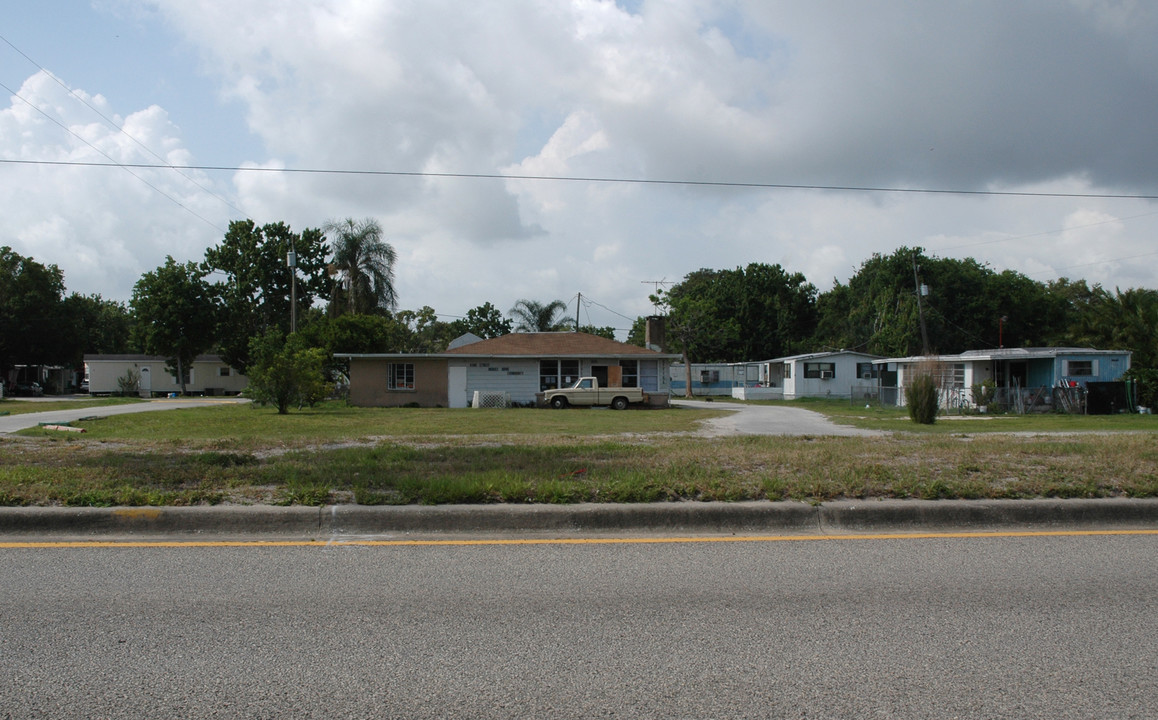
{"left": 0, "top": 397, "right": 142, "bottom": 416}
{"left": 0, "top": 400, "right": 1155, "bottom": 507}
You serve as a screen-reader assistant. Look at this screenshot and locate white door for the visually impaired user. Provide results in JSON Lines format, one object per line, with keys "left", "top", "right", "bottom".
{"left": 448, "top": 365, "right": 468, "bottom": 408}
{"left": 139, "top": 366, "right": 151, "bottom": 397}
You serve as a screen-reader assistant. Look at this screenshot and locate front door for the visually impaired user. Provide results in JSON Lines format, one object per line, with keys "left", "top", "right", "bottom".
{"left": 139, "top": 366, "right": 151, "bottom": 397}
{"left": 592, "top": 365, "right": 609, "bottom": 388}
{"left": 448, "top": 365, "right": 467, "bottom": 408}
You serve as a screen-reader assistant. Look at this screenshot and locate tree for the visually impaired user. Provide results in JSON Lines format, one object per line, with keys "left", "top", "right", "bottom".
{"left": 459, "top": 302, "right": 513, "bottom": 339}
{"left": 203, "top": 220, "right": 329, "bottom": 374}
{"left": 0, "top": 246, "right": 70, "bottom": 378}
{"left": 61, "top": 293, "right": 134, "bottom": 366}
{"left": 245, "top": 330, "right": 330, "bottom": 414}
{"left": 395, "top": 306, "right": 459, "bottom": 353}
{"left": 325, "top": 217, "right": 397, "bottom": 316}
{"left": 130, "top": 257, "right": 218, "bottom": 395}
{"left": 509, "top": 299, "right": 571, "bottom": 332}
{"left": 577, "top": 325, "right": 616, "bottom": 340}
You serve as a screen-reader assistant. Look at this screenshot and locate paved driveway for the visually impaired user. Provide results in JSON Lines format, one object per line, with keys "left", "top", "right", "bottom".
{"left": 0, "top": 397, "right": 249, "bottom": 434}
{"left": 671, "top": 398, "right": 883, "bottom": 437}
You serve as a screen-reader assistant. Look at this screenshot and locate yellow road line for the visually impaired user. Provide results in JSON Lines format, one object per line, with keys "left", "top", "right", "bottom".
{"left": 2, "top": 529, "right": 1157, "bottom": 549}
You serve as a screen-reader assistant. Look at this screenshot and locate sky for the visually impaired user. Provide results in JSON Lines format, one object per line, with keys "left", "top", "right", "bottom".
{"left": 3, "top": 0, "right": 1158, "bottom": 339}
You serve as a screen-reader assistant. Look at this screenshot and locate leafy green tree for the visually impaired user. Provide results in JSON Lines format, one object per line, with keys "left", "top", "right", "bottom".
{"left": 459, "top": 302, "right": 513, "bottom": 338}
{"left": 0, "top": 246, "right": 70, "bottom": 378}
{"left": 203, "top": 220, "right": 329, "bottom": 373}
{"left": 577, "top": 325, "right": 616, "bottom": 340}
{"left": 130, "top": 257, "right": 218, "bottom": 394}
{"left": 660, "top": 264, "right": 813, "bottom": 362}
{"left": 396, "top": 306, "right": 459, "bottom": 352}
{"left": 245, "top": 330, "right": 330, "bottom": 414}
{"left": 61, "top": 293, "right": 134, "bottom": 365}
{"left": 325, "top": 217, "right": 397, "bottom": 316}
{"left": 626, "top": 317, "right": 648, "bottom": 347}
{"left": 509, "top": 299, "right": 572, "bottom": 332}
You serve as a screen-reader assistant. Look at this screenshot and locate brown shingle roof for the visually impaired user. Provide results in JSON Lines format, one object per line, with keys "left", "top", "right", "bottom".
{"left": 444, "top": 332, "right": 667, "bottom": 357}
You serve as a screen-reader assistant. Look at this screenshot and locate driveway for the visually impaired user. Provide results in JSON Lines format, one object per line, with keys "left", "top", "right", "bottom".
{"left": 0, "top": 397, "right": 250, "bottom": 434}
{"left": 671, "top": 398, "right": 883, "bottom": 437}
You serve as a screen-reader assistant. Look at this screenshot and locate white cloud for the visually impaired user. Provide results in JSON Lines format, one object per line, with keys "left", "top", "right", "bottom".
{"left": 2, "top": 0, "right": 1157, "bottom": 339}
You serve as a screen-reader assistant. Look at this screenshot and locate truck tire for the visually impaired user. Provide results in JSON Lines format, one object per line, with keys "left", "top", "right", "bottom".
{"left": 550, "top": 396, "right": 568, "bottom": 409}
{"left": 611, "top": 396, "right": 629, "bottom": 411}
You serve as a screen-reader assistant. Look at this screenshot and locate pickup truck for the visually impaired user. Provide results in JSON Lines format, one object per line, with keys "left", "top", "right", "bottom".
{"left": 543, "top": 377, "right": 648, "bottom": 410}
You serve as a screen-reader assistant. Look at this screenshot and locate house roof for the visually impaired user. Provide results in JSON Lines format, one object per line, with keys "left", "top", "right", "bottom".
{"left": 337, "top": 332, "right": 680, "bottom": 360}
{"left": 873, "top": 347, "right": 1132, "bottom": 364}
{"left": 83, "top": 354, "right": 226, "bottom": 363}
{"left": 767, "top": 350, "right": 884, "bottom": 364}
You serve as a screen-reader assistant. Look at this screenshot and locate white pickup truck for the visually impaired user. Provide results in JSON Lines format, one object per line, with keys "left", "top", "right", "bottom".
{"left": 543, "top": 377, "right": 648, "bottom": 410}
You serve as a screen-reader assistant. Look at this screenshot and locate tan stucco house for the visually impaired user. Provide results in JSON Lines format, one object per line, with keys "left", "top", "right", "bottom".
{"left": 338, "top": 332, "right": 679, "bottom": 408}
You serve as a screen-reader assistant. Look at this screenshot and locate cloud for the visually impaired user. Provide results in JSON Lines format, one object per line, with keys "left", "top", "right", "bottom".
{"left": 2, "top": 0, "right": 1157, "bottom": 339}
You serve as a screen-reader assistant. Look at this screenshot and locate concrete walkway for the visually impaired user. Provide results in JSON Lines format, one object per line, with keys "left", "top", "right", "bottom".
{"left": 671, "top": 398, "right": 883, "bottom": 437}
{"left": 0, "top": 397, "right": 249, "bottom": 434}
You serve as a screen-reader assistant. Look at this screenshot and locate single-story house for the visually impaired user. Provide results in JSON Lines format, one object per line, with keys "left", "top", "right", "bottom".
{"left": 669, "top": 361, "right": 764, "bottom": 396}
{"left": 672, "top": 351, "right": 883, "bottom": 400}
{"left": 84, "top": 354, "right": 248, "bottom": 396}
{"left": 874, "top": 347, "right": 1132, "bottom": 411}
{"left": 339, "top": 332, "right": 681, "bottom": 408}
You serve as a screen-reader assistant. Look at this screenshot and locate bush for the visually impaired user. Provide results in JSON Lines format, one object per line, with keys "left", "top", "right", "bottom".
{"left": 245, "top": 330, "right": 332, "bottom": 414}
{"left": 970, "top": 378, "right": 996, "bottom": 409}
{"left": 905, "top": 373, "right": 939, "bottom": 424}
{"left": 1124, "top": 367, "right": 1158, "bottom": 409}
{"left": 116, "top": 368, "right": 140, "bottom": 397}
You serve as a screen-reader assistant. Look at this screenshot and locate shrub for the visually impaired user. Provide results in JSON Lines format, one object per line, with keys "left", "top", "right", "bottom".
{"left": 116, "top": 368, "right": 140, "bottom": 397}
{"left": 971, "top": 378, "right": 996, "bottom": 408}
{"left": 905, "top": 373, "right": 939, "bottom": 424}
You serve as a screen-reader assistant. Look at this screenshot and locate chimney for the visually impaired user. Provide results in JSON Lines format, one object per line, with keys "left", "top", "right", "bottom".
{"left": 645, "top": 316, "right": 666, "bottom": 352}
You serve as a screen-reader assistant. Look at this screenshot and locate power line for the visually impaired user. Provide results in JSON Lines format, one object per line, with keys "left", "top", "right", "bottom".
{"left": 0, "top": 33, "right": 246, "bottom": 218}
{"left": 0, "top": 81, "right": 225, "bottom": 234}
{"left": 4, "top": 157, "right": 1158, "bottom": 201}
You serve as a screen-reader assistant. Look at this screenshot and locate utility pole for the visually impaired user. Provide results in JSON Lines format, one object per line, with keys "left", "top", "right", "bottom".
{"left": 575, "top": 292, "right": 581, "bottom": 331}
{"left": 912, "top": 254, "right": 929, "bottom": 355}
{"left": 287, "top": 244, "right": 297, "bottom": 333}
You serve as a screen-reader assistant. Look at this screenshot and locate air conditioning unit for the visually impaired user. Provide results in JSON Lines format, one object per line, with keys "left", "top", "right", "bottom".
{"left": 820, "top": 371, "right": 833, "bottom": 380}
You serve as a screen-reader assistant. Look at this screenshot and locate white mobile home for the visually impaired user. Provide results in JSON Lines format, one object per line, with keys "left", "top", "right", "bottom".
{"left": 84, "top": 354, "right": 247, "bottom": 396}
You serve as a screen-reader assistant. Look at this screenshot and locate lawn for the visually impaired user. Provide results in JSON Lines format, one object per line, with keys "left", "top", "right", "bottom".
{"left": 0, "top": 397, "right": 143, "bottom": 416}
{"left": 0, "top": 400, "right": 1154, "bottom": 507}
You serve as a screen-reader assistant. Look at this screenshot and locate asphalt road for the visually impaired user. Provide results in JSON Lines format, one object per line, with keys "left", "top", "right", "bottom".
{"left": 672, "top": 398, "right": 883, "bottom": 436}
{"left": 2, "top": 531, "right": 1155, "bottom": 718}
{"left": 0, "top": 397, "right": 249, "bottom": 433}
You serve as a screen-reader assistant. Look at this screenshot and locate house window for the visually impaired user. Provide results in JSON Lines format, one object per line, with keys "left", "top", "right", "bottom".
{"left": 804, "top": 362, "right": 835, "bottom": 379}
{"left": 388, "top": 363, "right": 415, "bottom": 391}
{"left": 560, "top": 360, "right": 579, "bottom": 387}
{"left": 620, "top": 360, "right": 638, "bottom": 388}
{"left": 540, "top": 360, "right": 558, "bottom": 391}
{"left": 540, "top": 360, "right": 581, "bottom": 390}
{"left": 218, "top": 367, "right": 231, "bottom": 377}
{"left": 933, "top": 363, "right": 966, "bottom": 388}
{"left": 783, "top": 363, "right": 791, "bottom": 379}
{"left": 856, "top": 363, "right": 875, "bottom": 380}
{"left": 1067, "top": 360, "right": 1094, "bottom": 376}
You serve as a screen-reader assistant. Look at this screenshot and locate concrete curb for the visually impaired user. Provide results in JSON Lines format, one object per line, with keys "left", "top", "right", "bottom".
{"left": 1, "top": 498, "right": 1157, "bottom": 537}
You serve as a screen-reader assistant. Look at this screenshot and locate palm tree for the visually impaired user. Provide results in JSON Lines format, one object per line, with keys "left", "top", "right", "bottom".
{"left": 324, "top": 218, "right": 397, "bottom": 316}
{"left": 509, "top": 299, "right": 572, "bottom": 332}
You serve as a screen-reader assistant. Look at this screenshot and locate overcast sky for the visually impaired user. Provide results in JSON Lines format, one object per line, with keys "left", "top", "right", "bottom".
{"left": 3, "top": 0, "right": 1158, "bottom": 338}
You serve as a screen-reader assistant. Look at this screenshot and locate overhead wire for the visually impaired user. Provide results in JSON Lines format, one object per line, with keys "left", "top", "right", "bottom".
{"left": 4, "top": 157, "right": 1158, "bottom": 201}
{"left": 0, "top": 79, "right": 225, "bottom": 234}
{"left": 0, "top": 32, "right": 246, "bottom": 219}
